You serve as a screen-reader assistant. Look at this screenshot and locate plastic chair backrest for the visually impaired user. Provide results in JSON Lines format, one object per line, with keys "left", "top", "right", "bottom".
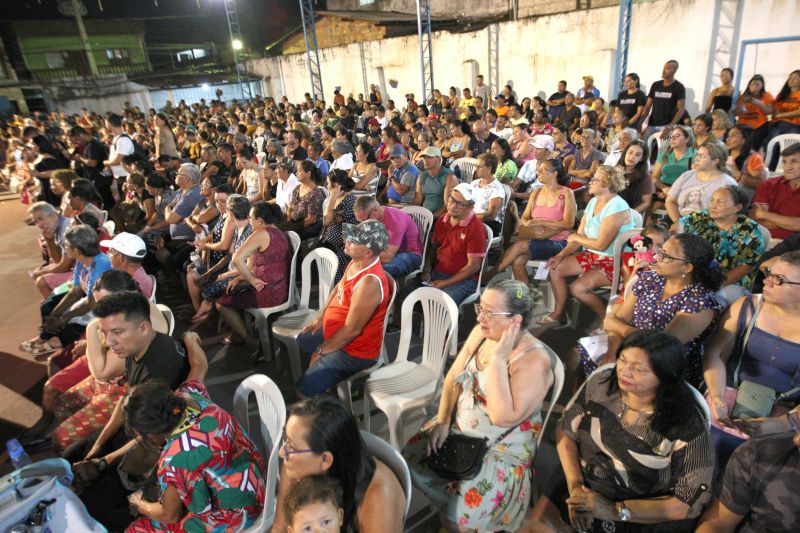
{"left": 359, "top": 430, "right": 412, "bottom": 520}
{"left": 687, "top": 382, "right": 710, "bottom": 428}
{"left": 148, "top": 274, "right": 157, "bottom": 303}
{"left": 400, "top": 205, "right": 434, "bottom": 268}
{"left": 765, "top": 133, "right": 800, "bottom": 173}
{"left": 538, "top": 343, "right": 565, "bottom": 448}
{"left": 474, "top": 224, "right": 494, "bottom": 289}
{"left": 156, "top": 303, "right": 175, "bottom": 335}
{"left": 286, "top": 231, "right": 302, "bottom": 307}
{"left": 102, "top": 220, "right": 115, "bottom": 236}
{"left": 757, "top": 224, "right": 771, "bottom": 251}
{"left": 395, "top": 287, "right": 458, "bottom": 373}
{"left": 610, "top": 227, "right": 644, "bottom": 297}
{"left": 233, "top": 374, "right": 286, "bottom": 531}
{"left": 317, "top": 185, "right": 329, "bottom": 201}
{"left": 378, "top": 277, "right": 398, "bottom": 364}
{"left": 630, "top": 208, "right": 643, "bottom": 228}
{"left": 299, "top": 248, "right": 339, "bottom": 310}
{"left": 452, "top": 157, "right": 478, "bottom": 183}
{"left": 254, "top": 136, "right": 265, "bottom": 153}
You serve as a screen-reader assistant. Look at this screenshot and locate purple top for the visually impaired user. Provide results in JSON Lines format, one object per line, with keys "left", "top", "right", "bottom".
{"left": 382, "top": 206, "right": 423, "bottom": 256}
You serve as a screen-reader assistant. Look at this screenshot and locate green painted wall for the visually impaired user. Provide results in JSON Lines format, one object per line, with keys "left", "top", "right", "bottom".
{"left": 20, "top": 34, "right": 146, "bottom": 70}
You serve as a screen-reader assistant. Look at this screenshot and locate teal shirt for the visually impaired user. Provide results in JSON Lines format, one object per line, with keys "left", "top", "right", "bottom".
{"left": 420, "top": 167, "right": 453, "bottom": 213}
{"left": 583, "top": 195, "right": 635, "bottom": 256}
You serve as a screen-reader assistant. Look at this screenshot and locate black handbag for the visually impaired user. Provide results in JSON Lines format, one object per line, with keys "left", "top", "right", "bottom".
{"left": 424, "top": 341, "right": 518, "bottom": 481}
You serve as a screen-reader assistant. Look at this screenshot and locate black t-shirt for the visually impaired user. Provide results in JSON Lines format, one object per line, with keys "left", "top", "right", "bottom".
{"left": 125, "top": 332, "right": 189, "bottom": 389}
{"left": 468, "top": 132, "right": 498, "bottom": 157}
{"left": 338, "top": 115, "right": 356, "bottom": 132}
{"left": 556, "top": 106, "right": 581, "bottom": 130}
{"left": 82, "top": 139, "right": 109, "bottom": 181}
{"left": 288, "top": 145, "right": 308, "bottom": 161}
{"left": 209, "top": 160, "right": 234, "bottom": 180}
{"left": 647, "top": 79, "right": 686, "bottom": 126}
{"left": 617, "top": 89, "right": 647, "bottom": 121}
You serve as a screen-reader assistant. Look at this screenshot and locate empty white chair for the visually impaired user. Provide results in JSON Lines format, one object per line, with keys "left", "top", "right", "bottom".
{"left": 451, "top": 157, "right": 478, "bottom": 183}
{"left": 363, "top": 288, "right": 459, "bottom": 450}
{"left": 271, "top": 248, "right": 339, "bottom": 382}
{"left": 399, "top": 205, "right": 434, "bottom": 284}
{"left": 233, "top": 374, "right": 286, "bottom": 532}
{"left": 156, "top": 303, "right": 175, "bottom": 336}
{"left": 336, "top": 278, "right": 397, "bottom": 415}
{"left": 764, "top": 133, "right": 800, "bottom": 176}
{"left": 245, "top": 231, "right": 301, "bottom": 361}
{"left": 360, "top": 430, "right": 413, "bottom": 520}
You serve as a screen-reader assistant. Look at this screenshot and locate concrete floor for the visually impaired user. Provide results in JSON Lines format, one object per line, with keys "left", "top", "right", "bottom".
{"left": 0, "top": 197, "right": 596, "bottom": 530}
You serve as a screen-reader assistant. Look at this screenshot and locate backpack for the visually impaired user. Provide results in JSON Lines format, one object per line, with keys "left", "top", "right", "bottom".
{"left": 116, "top": 134, "right": 148, "bottom": 160}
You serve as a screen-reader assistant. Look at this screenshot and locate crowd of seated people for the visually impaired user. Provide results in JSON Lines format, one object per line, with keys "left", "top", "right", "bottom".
{"left": 3, "top": 61, "right": 800, "bottom": 532}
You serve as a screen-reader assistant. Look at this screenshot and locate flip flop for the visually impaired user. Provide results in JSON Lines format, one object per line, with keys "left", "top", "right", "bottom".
{"left": 19, "top": 338, "right": 42, "bottom": 352}
{"left": 537, "top": 314, "right": 566, "bottom": 326}
{"left": 221, "top": 336, "right": 244, "bottom": 345}
{"left": 29, "top": 342, "right": 56, "bottom": 357}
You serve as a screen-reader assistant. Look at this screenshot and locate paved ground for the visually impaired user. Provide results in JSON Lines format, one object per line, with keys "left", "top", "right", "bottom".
{"left": 0, "top": 197, "right": 596, "bottom": 530}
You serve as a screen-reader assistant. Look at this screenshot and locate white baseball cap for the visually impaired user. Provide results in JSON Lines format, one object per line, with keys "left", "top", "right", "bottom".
{"left": 452, "top": 183, "right": 474, "bottom": 203}
{"left": 532, "top": 134, "right": 555, "bottom": 151}
{"left": 100, "top": 232, "right": 147, "bottom": 259}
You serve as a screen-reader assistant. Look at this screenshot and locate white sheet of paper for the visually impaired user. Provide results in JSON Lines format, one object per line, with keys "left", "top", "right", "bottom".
{"left": 534, "top": 263, "right": 550, "bottom": 280}
{"left": 579, "top": 333, "right": 609, "bottom": 362}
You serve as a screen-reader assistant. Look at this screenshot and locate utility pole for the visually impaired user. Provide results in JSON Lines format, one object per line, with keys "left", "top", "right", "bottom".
{"left": 70, "top": 0, "right": 98, "bottom": 76}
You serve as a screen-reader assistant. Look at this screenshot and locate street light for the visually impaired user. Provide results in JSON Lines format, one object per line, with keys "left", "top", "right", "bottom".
{"left": 232, "top": 39, "right": 243, "bottom": 51}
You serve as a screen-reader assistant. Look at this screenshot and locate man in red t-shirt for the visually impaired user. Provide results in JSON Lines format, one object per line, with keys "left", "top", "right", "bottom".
{"left": 420, "top": 183, "right": 487, "bottom": 305}
{"left": 752, "top": 144, "right": 800, "bottom": 239}
{"left": 296, "top": 220, "right": 391, "bottom": 397}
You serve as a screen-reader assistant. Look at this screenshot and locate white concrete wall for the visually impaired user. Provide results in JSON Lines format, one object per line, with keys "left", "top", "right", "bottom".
{"left": 248, "top": 0, "right": 800, "bottom": 116}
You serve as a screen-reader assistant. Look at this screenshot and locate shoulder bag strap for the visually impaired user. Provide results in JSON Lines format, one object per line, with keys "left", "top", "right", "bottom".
{"left": 733, "top": 294, "right": 763, "bottom": 385}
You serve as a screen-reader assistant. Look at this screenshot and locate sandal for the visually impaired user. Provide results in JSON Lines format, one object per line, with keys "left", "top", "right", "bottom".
{"left": 537, "top": 314, "right": 566, "bottom": 326}
{"left": 221, "top": 336, "right": 244, "bottom": 345}
{"left": 589, "top": 327, "right": 605, "bottom": 337}
{"left": 20, "top": 337, "right": 42, "bottom": 353}
{"left": 29, "top": 342, "right": 56, "bottom": 357}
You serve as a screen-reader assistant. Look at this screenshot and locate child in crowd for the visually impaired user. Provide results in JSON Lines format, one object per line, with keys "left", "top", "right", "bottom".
{"left": 284, "top": 475, "right": 344, "bottom": 533}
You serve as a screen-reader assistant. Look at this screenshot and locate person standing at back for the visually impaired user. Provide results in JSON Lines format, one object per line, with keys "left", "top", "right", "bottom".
{"left": 642, "top": 60, "right": 687, "bottom": 144}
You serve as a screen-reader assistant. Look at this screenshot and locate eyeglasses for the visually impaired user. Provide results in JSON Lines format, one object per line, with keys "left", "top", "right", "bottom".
{"left": 764, "top": 267, "right": 800, "bottom": 286}
{"left": 669, "top": 134, "right": 685, "bottom": 140}
{"left": 693, "top": 153, "right": 711, "bottom": 160}
{"left": 474, "top": 304, "right": 512, "bottom": 320}
{"left": 281, "top": 438, "right": 315, "bottom": 459}
{"left": 448, "top": 197, "right": 470, "bottom": 208}
{"left": 654, "top": 250, "right": 690, "bottom": 263}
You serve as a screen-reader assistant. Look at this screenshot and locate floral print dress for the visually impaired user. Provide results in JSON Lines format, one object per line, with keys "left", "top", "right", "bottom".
{"left": 403, "top": 352, "right": 541, "bottom": 531}
{"left": 127, "top": 380, "right": 265, "bottom": 533}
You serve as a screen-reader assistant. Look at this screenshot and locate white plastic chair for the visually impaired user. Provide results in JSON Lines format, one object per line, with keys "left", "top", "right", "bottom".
{"left": 451, "top": 157, "right": 478, "bottom": 183}
{"left": 359, "top": 430, "right": 413, "bottom": 521}
{"left": 647, "top": 133, "right": 666, "bottom": 165}
{"left": 148, "top": 274, "right": 157, "bottom": 303}
{"left": 254, "top": 136, "right": 265, "bottom": 154}
{"left": 757, "top": 223, "right": 772, "bottom": 252}
{"left": 764, "top": 133, "right": 800, "bottom": 176}
{"left": 102, "top": 219, "right": 115, "bottom": 236}
{"left": 256, "top": 152, "right": 267, "bottom": 165}
{"left": 336, "top": 278, "right": 397, "bottom": 416}
{"left": 156, "top": 303, "right": 175, "bottom": 335}
{"left": 450, "top": 224, "right": 494, "bottom": 353}
{"left": 489, "top": 183, "right": 512, "bottom": 250}
{"left": 233, "top": 374, "right": 286, "bottom": 532}
{"left": 688, "top": 382, "right": 710, "bottom": 428}
{"left": 399, "top": 205, "right": 434, "bottom": 284}
{"left": 245, "top": 231, "right": 301, "bottom": 361}
{"left": 537, "top": 342, "right": 566, "bottom": 448}
{"left": 271, "top": 248, "right": 339, "bottom": 382}
{"left": 363, "top": 288, "right": 459, "bottom": 450}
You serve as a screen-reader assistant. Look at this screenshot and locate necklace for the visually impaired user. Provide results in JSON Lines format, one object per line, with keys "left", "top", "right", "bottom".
{"left": 619, "top": 393, "right": 654, "bottom": 425}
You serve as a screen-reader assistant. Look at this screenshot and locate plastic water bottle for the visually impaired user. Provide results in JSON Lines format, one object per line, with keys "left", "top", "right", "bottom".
{"left": 6, "top": 439, "right": 32, "bottom": 470}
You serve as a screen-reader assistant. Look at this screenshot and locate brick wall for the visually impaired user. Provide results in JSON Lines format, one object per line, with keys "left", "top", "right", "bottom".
{"left": 282, "top": 16, "right": 386, "bottom": 55}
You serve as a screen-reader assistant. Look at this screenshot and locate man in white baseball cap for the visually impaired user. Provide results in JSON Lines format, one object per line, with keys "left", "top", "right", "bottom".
{"left": 99, "top": 232, "right": 154, "bottom": 300}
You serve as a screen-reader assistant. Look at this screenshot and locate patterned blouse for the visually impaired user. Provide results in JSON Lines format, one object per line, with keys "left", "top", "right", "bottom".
{"left": 630, "top": 271, "right": 718, "bottom": 387}
{"left": 127, "top": 380, "right": 265, "bottom": 532}
{"left": 679, "top": 211, "right": 766, "bottom": 288}
{"left": 561, "top": 369, "right": 714, "bottom": 521}
{"left": 287, "top": 186, "right": 324, "bottom": 222}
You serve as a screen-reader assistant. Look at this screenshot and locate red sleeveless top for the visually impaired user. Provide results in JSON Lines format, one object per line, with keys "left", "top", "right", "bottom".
{"left": 323, "top": 258, "right": 390, "bottom": 360}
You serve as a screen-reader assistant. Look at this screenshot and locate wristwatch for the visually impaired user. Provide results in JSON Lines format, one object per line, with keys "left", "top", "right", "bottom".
{"left": 615, "top": 500, "right": 631, "bottom": 522}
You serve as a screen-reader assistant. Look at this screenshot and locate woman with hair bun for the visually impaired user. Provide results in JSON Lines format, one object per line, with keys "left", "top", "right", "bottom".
{"left": 403, "top": 280, "right": 553, "bottom": 532}
{"left": 125, "top": 332, "right": 266, "bottom": 532}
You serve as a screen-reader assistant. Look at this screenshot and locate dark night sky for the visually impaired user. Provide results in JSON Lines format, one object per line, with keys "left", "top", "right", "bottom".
{"left": 0, "top": 0, "right": 300, "bottom": 51}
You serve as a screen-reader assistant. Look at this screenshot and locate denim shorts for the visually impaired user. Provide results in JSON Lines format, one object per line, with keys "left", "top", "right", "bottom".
{"left": 528, "top": 239, "right": 567, "bottom": 260}
{"left": 296, "top": 329, "right": 377, "bottom": 396}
